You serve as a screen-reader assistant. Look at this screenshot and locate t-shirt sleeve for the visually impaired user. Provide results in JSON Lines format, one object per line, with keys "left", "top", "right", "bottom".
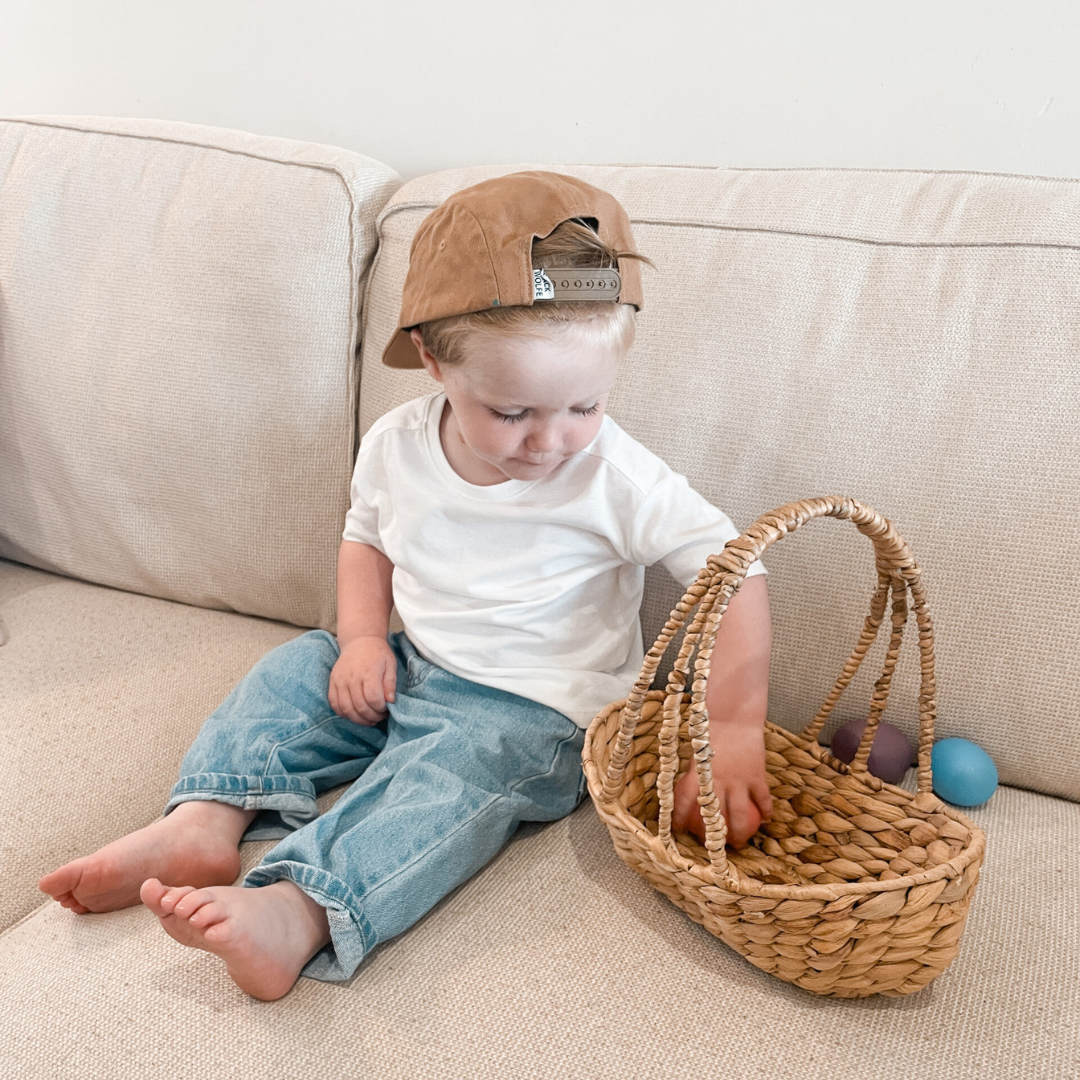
{"left": 627, "top": 471, "right": 767, "bottom": 588}
{"left": 341, "top": 442, "right": 386, "bottom": 554}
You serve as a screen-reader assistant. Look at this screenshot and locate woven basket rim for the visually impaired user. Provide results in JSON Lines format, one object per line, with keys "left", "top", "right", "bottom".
{"left": 583, "top": 692, "right": 987, "bottom": 903}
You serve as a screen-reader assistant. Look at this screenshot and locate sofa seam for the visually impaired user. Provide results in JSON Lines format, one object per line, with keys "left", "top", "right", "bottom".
{"left": 584, "top": 162, "right": 1080, "bottom": 184}
{"left": 376, "top": 199, "right": 1080, "bottom": 253}
{"left": 627, "top": 219, "right": 1080, "bottom": 252}
{"left": 721, "top": 163, "right": 1080, "bottom": 183}
{"left": 0, "top": 117, "right": 386, "bottom": 183}
{"left": 0, "top": 899, "right": 55, "bottom": 943}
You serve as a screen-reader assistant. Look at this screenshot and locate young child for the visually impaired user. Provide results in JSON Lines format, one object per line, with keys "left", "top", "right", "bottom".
{"left": 39, "top": 172, "right": 773, "bottom": 1001}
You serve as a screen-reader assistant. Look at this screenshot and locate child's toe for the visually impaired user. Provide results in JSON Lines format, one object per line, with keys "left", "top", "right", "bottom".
{"left": 142, "top": 880, "right": 196, "bottom": 914}
{"left": 172, "top": 888, "right": 213, "bottom": 919}
{"left": 139, "top": 878, "right": 169, "bottom": 912}
{"left": 187, "top": 900, "right": 224, "bottom": 930}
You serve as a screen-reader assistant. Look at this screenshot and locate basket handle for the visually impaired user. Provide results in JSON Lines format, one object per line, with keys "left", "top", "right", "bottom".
{"left": 601, "top": 496, "right": 938, "bottom": 886}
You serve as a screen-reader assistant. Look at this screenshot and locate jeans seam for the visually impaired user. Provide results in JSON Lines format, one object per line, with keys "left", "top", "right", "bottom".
{"left": 359, "top": 789, "right": 504, "bottom": 902}
{"left": 404, "top": 655, "right": 434, "bottom": 692}
{"left": 356, "top": 738, "right": 577, "bottom": 906}
{"left": 507, "top": 724, "right": 584, "bottom": 798}
{"left": 175, "top": 783, "right": 306, "bottom": 797}
{"left": 252, "top": 872, "right": 349, "bottom": 914}
{"left": 167, "top": 776, "right": 318, "bottom": 817}
{"left": 262, "top": 715, "right": 351, "bottom": 779}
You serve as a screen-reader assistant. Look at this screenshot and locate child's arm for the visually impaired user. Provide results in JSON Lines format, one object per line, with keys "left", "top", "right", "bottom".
{"left": 671, "top": 573, "right": 773, "bottom": 848}
{"left": 328, "top": 539, "right": 397, "bottom": 725}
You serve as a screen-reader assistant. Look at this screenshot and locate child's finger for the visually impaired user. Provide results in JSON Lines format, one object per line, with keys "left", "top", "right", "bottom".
{"left": 722, "top": 790, "right": 761, "bottom": 849}
{"left": 382, "top": 662, "right": 396, "bottom": 704}
{"left": 723, "top": 795, "right": 744, "bottom": 848}
{"left": 328, "top": 674, "right": 348, "bottom": 720}
{"left": 334, "top": 680, "right": 362, "bottom": 724}
{"left": 361, "top": 674, "right": 386, "bottom": 716}
{"left": 671, "top": 768, "right": 706, "bottom": 838}
{"left": 348, "top": 691, "right": 377, "bottom": 725}
{"left": 727, "top": 814, "right": 751, "bottom": 848}
{"left": 749, "top": 779, "right": 773, "bottom": 820}
{"left": 332, "top": 682, "right": 352, "bottom": 722}
{"left": 338, "top": 676, "right": 378, "bottom": 726}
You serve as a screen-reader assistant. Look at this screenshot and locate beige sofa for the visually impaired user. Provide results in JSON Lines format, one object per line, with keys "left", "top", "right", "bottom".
{"left": 1, "top": 116, "right": 1077, "bottom": 1079}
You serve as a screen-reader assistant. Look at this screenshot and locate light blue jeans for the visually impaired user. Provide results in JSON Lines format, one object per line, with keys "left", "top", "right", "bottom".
{"left": 165, "top": 630, "right": 587, "bottom": 982}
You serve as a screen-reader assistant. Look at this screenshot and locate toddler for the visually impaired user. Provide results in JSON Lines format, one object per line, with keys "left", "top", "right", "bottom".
{"left": 39, "top": 172, "right": 773, "bottom": 1000}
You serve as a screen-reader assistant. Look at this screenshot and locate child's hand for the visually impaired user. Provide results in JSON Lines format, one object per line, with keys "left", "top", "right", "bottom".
{"left": 671, "top": 720, "right": 772, "bottom": 849}
{"left": 329, "top": 636, "right": 397, "bottom": 725}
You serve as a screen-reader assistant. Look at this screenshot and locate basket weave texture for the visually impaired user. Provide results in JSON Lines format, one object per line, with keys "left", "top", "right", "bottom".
{"left": 583, "top": 496, "right": 986, "bottom": 998}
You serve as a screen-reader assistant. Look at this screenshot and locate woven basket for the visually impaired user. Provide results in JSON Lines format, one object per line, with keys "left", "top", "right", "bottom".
{"left": 583, "top": 496, "right": 986, "bottom": 998}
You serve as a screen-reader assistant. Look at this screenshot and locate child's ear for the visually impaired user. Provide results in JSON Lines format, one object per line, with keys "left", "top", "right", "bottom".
{"left": 410, "top": 329, "right": 444, "bottom": 383}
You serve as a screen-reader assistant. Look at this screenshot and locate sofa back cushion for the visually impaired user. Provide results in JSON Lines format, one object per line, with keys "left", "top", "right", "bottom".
{"left": 360, "top": 164, "right": 1080, "bottom": 801}
{"left": 0, "top": 117, "right": 399, "bottom": 629}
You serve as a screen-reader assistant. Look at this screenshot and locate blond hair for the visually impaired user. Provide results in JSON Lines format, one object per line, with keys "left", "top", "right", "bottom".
{"left": 418, "top": 219, "right": 651, "bottom": 366}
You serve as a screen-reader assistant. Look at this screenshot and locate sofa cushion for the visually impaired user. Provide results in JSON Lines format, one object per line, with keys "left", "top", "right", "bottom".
{"left": 0, "top": 783, "right": 1075, "bottom": 1079}
{"left": 0, "top": 559, "right": 302, "bottom": 932}
{"left": 0, "top": 117, "right": 399, "bottom": 629}
{"left": 359, "top": 165, "right": 1080, "bottom": 802}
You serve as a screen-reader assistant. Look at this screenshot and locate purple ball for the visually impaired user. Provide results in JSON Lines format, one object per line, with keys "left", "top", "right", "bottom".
{"left": 830, "top": 718, "right": 915, "bottom": 785}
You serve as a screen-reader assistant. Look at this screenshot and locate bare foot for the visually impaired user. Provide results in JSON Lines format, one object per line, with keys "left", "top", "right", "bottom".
{"left": 38, "top": 801, "right": 257, "bottom": 914}
{"left": 140, "top": 878, "right": 331, "bottom": 1001}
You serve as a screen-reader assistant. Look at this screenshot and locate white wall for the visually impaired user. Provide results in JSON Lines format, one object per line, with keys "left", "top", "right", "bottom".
{"left": 4, "top": 0, "right": 1079, "bottom": 180}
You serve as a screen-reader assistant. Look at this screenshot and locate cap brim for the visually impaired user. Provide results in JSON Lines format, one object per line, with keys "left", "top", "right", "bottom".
{"left": 382, "top": 327, "right": 424, "bottom": 369}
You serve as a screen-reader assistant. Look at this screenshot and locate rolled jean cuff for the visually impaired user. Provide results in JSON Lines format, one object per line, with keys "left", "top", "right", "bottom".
{"left": 242, "top": 859, "right": 373, "bottom": 982}
{"left": 164, "top": 773, "right": 319, "bottom": 837}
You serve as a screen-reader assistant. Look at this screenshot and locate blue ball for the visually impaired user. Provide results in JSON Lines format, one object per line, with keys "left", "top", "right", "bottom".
{"left": 931, "top": 738, "right": 998, "bottom": 806}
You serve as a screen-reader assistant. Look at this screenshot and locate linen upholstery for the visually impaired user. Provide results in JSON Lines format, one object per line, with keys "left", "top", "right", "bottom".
{"left": 360, "top": 165, "right": 1080, "bottom": 802}
{"left": 1, "top": 785, "right": 1075, "bottom": 1080}
{"left": 2, "top": 128, "right": 1077, "bottom": 1080}
{"left": 0, "top": 117, "right": 400, "bottom": 629}
{"left": 0, "top": 559, "right": 301, "bottom": 932}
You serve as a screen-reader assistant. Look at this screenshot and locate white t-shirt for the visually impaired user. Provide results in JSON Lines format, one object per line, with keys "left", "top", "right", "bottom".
{"left": 342, "top": 393, "right": 765, "bottom": 727}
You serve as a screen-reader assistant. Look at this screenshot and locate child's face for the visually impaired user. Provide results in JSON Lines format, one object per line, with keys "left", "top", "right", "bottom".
{"left": 412, "top": 327, "right": 623, "bottom": 485}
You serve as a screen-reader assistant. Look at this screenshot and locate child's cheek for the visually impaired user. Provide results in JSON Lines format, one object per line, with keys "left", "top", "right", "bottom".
{"left": 481, "top": 418, "right": 508, "bottom": 453}
{"left": 577, "top": 416, "right": 604, "bottom": 452}
{"left": 477, "top": 424, "right": 514, "bottom": 462}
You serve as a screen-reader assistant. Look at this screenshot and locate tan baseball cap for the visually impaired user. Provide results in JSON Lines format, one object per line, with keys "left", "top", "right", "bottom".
{"left": 381, "top": 171, "right": 644, "bottom": 369}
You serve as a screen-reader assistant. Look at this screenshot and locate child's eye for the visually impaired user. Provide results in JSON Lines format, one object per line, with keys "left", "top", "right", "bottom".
{"left": 574, "top": 404, "right": 600, "bottom": 417}
{"left": 492, "top": 409, "right": 527, "bottom": 424}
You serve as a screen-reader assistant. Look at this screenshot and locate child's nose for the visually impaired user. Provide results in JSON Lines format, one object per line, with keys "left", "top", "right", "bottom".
{"left": 525, "top": 423, "right": 561, "bottom": 453}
